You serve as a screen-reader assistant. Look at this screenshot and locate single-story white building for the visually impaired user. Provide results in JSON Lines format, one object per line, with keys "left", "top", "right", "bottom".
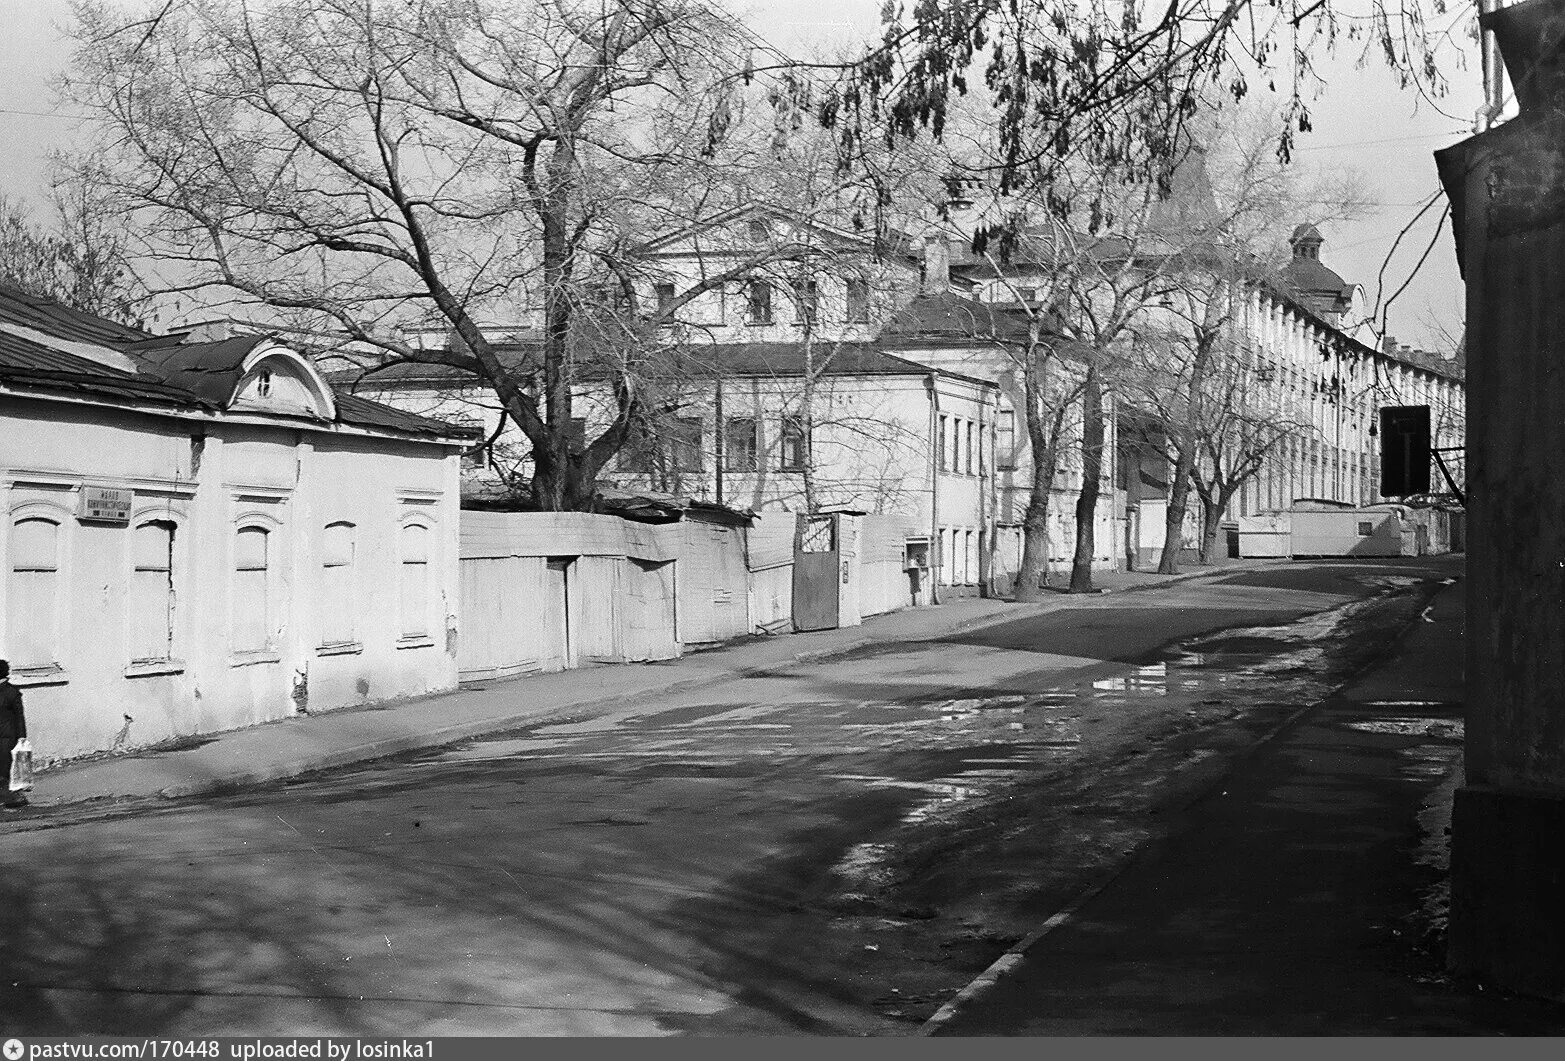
{"left": 0, "top": 286, "right": 472, "bottom": 762}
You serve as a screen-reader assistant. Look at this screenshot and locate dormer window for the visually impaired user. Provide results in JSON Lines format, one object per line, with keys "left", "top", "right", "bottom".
{"left": 230, "top": 347, "right": 336, "bottom": 421}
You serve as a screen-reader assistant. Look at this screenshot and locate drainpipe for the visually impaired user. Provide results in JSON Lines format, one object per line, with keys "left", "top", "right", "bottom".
{"left": 714, "top": 378, "right": 725, "bottom": 506}
{"left": 926, "top": 372, "right": 941, "bottom": 606}
{"left": 982, "top": 386, "right": 998, "bottom": 598}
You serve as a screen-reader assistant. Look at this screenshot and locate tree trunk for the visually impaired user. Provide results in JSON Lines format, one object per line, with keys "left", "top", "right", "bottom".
{"left": 800, "top": 326, "right": 818, "bottom": 514}
{"left": 1014, "top": 462, "right": 1055, "bottom": 602}
{"left": 1070, "top": 366, "right": 1105, "bottom": 593}
{"left": 1014, "top": 338, "right": 1062, "bottom": 602}
{"left": 1199, "top": 495, "right": 1224, "bottom": 564}
{"left": 1158, "top": 324, "right": 1218, "bottom": 574}
{"left": 1158, "top": 443, "right": 1195, "bottom": 574}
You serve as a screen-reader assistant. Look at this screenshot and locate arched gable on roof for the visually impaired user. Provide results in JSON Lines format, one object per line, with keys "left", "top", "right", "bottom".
{"left": 229, "top": 344, "right": 337, "bottom": 421}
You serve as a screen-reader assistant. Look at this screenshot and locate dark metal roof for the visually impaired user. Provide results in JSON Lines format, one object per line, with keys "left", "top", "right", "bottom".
{"left": 128, "top": 334, "right": 272, "bottom": 405}
{"left": 0, "top": 287, "right": 464, "bottom": 441}
{"left": 0, "top": 283, "right": 153, "bottom": 346}
{"left": 334, "top": 392, "right": 480, "bottom": 439}
{"left": 0, "top": 329, "right": 212, "bottom": 409}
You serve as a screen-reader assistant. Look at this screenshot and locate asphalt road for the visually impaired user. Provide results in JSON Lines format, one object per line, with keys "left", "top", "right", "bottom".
{"left": 0, "top": 559, "right": 1460, "bottom": 1036}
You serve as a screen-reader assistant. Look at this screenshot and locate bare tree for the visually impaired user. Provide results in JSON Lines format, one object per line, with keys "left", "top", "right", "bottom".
{"left": 1190, "top": 352, "right": 1313, "bottom": 561}
{"left": 838, "top": 0, "right": 1467, "bottom": 208}
{"left": 1116, "top": 113, "right": 1373, "bottom": 572}
{"left": 0, "top": 189, "right": 147, "bottom": 323}
{"left": 66, "top": 0, "right": 881, "bottom": 510}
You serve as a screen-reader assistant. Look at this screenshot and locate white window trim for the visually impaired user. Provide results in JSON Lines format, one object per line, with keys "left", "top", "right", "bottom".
{"left": 7, "top": 500, "right": 72, "bottom": 678}
{"left": 398, "top": 513, "right": 439, "bottom": 642}
{"left": 231, "top": 512, "right": 284, "bottom": 659}
{"left": 128, "top": 512, "right": 184, "bottom": 668}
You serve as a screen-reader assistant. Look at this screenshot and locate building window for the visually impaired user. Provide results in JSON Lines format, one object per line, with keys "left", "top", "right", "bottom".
{"left": 938, "top": 415, "right": 950, "bottom": 471}
{"left": 619, "top": 423, "right": 657, "bottom": 473}
{"left": 1357, "top": 521, "right": 1373, "bottom": 536}
{"left": 568, "top": 416, "right": 588, "bottom": 455}
{"left": 256, "top": 369, "right": 273, "bottom": 399}
{"left": 780, "top": 415, "right": 809, "bottom": 471}
{"left": 233, "top": 525, "right": 271, "bottom": 652}
{"left": 320, "top": 522, "right": 357, "bottom": 647}
{"left": 724, "top": 417, "right": 759, "bottom": 472}
{"left": 400, "top": 523, "right": 431, "bottom": 639}
{"left": 669, "top": 417, "right": 704, "bottom": 472}
{"left": 746, "top": 281, "right": 773, "bottom": 325}
{"left": 130, "top": 520, "right": 176, "bottom": 663}
{"left": 965, "top": 421, "right": 975, "bottom": 475}
{"left": 997, "top": 409, "right": 1017, "bottom": 470}
{"left": 792, "top": 279, "right": 819, "bottom": 325}
{"left": 846, "top": 278, "right": 870, "bottom": 323}
{"left": 8, "top": 517, "right": 60, "bottom": 669}
{"left": 456, "top": 416, "right": 486, "bottom": 470}
{"left": 654, "top": 282, "right": 676, "bottom": 315}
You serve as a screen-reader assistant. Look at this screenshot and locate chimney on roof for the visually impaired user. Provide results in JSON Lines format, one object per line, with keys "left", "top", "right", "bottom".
{"left": 1382, "top": 334, "right": 1398, "bottom": 356}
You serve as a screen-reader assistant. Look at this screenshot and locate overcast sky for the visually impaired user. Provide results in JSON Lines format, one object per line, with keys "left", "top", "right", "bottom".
{"left": 0, "top": 0, "right": 1484, "bottom": 351}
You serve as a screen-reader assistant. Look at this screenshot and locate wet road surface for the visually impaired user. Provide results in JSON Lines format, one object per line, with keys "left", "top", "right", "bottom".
{"left": 933, "top": 577, "right": 1565, "bottom": 1035}
{"left": 0, "top": 559, "right": 1466, "bottom": 1035}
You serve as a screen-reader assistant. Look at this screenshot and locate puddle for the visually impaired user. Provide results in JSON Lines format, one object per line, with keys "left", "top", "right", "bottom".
{"left": 1342, "top": 718, "right": 1464, "bottom": 739}
{"left": 1093, "top": 663, "right": 1169, "bottom": 695}
{"left": 410, "top": 589, "right": 1387, "bottom": 907}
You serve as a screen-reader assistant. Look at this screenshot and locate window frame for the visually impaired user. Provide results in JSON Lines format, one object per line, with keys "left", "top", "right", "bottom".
{"left": 668, "top": 416, "right": 705, "bottom": 473}
{"left": 723, "top": 416, "right": 760, "bottom": 473}
{"left": 128, "top": 517, "right": 181, "bottom": 670}
{"left": 779, "top": 415, "right": 810, "bottom": 472}
{"left": 6, "top": 505, "right": 69, "bottom": 680}
{"left": 317, "top": 520, "right": 361, "bottom": 654}
{"left": 845, "top": 277, "right": 871, "bottom": 323}
{"left": 397, "top": 516, "right": 438, "bottom": 648}
{"left": 746, "top": 280, "right": 774, "bottom": 326}
{"left": 231, "top": 516, "right": 281, "bottom": 661}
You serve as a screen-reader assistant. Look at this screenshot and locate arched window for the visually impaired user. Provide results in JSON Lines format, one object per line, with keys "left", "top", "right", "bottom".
{"left": 130, "top": 521, "right": 176, "bottom": 663}
{"left": 8, "top": 517, "right": 60, "bottom": 668}
{"left": 234, "top": 525, "right": 271, "bottom": 652}
{"left": 400, "top": 523, "right": 431, "bottom": 639}
{"left": 320, "top": 522, "right": 357, "bottom": 647}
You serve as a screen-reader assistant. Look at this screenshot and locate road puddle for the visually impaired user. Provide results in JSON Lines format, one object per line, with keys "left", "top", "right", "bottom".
{"left": 413, "top": 589, "right": 1402, "bottom": 902}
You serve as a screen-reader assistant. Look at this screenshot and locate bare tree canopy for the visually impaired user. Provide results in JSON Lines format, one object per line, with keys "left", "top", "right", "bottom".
{"left": 829, "top": 0, "right": 1465, "bottom": 213}
{"left": 0, "top": 189, "right": 147, "bottom": 324}
{"left": 65, "top": 0, "right": 903, "bottom": 510}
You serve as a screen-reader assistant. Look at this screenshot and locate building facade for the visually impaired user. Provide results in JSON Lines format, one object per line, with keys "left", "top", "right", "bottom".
{"left": 0, "top": 287, "right": 469, "bottom": 761}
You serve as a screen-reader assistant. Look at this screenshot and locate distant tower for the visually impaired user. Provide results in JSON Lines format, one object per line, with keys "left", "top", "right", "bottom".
{"left": 1282, "top": 223, "right": 1353, "bottom": 324}
{"left": 1290, "top": 223, "right": 1325, "bottom": 261}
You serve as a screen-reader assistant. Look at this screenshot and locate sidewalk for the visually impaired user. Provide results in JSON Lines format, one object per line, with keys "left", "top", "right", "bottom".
{"left": 925, "top": 577, "right": 1565, "bottom": 1034}
{"left": 20, "top": 560, "right": 1268, "bottom": 814}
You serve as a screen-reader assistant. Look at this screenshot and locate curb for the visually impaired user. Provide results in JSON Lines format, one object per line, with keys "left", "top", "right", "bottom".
{"left": 24, "top": 563, "right": 1256, "bottom": 816}
{"left": 916, "top": 574, "right": 1455, "bottom": 1035}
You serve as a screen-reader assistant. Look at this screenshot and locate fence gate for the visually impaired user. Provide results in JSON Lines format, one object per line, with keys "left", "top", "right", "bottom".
{"left": 792, "top": 513, "right": 840, "bottom": 632}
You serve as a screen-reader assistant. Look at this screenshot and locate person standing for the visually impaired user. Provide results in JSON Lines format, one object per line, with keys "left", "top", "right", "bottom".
{"left": 0, "top": 659, "right": 27, "bottom": 810}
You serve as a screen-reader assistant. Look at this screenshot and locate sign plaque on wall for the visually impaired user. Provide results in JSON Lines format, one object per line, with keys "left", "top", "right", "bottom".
{"left": 79, "top": 486, "right": 134, "bottom": 523}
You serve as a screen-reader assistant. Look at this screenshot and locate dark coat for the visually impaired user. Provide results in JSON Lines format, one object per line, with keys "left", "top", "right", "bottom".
{"left": 0, "top": 681, "right": 25, "bottom": 741}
